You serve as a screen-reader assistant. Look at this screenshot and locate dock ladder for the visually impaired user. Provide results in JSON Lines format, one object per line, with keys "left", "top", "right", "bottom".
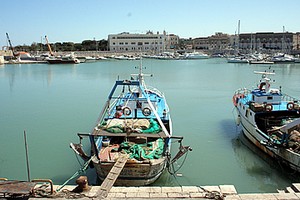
{"left": 96, "top": 153, "right": 129, "bottom": 198}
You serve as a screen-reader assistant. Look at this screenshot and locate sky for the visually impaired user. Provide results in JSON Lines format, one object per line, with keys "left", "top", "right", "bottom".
{"left": 1, "top": 0, "right": 299, "bottom": 46}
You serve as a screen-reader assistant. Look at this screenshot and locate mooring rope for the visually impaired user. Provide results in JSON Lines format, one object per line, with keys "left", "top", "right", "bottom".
{"left": 56, "top": 156, "right": 93, "bottom": 192}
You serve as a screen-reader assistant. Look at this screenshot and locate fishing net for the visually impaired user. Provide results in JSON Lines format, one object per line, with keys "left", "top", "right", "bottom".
{"left": 119, "top": 138, "right": 164, "bottom": 160}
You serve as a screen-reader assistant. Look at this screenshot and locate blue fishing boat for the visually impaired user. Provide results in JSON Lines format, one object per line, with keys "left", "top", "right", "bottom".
{"left": 233, "top": 68, "right": 300, "bottom": 173}
{"left": 71, "top": 61, "right": 191, "bottom": 186}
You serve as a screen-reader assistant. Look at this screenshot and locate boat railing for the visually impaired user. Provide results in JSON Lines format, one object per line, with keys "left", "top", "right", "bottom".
{"left": 146, "top": 86, "right": 164, "bottom": 98}
{"left": 281, "top": 93, "right": 300, "bottom": 103}
{"left": 146, "top": 86, "right": 170, "bottom": 113}
{"left": 234, "top": 88, "right": 252, "bottom": 97}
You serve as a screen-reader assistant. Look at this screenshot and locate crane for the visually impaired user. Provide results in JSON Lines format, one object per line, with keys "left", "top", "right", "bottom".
{"left": 45, "top": 35, "right": 54, "bottom": 56}
{"left": 6, "top": 33, "right": 18, "bottom": 58}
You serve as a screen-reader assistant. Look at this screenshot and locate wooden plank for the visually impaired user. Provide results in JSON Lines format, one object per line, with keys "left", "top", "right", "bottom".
{"left": 96, "top": 154, "right": 129, "bottom": 198}
{"left": 291, "top": 183, "right": 300, "bottom": 192}
{"left": 286, "top": 186, "right": 295, "bottom": 193}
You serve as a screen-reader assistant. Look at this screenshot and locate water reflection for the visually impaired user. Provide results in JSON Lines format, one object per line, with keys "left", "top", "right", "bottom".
{"left": 232, "top": 131, "right": 298, "bottom": 191}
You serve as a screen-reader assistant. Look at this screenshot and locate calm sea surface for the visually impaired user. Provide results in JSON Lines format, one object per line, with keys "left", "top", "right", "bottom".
{"left": 1, "top": 58, "right": 300, "bottom": 193}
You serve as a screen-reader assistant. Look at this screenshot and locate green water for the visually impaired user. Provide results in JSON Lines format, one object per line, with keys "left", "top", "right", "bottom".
{"left": 1, "top": 59, "right": 300, "bottom": 193}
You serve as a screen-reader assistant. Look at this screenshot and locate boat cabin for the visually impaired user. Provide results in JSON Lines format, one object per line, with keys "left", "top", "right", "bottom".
{"left": 251, "top": 88, "right": 282, "bottom": 105}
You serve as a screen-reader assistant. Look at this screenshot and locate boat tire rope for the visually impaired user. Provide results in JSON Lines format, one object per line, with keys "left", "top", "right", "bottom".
{"left": 122, "top": 106, "right": 131, "bottom": 116}
{"left": 265, "top": 104, "right": 273, "bottom": 112}
{"left": 142, "top": 107, "right": 151, "bottom": 116}
{"left": 287, "top": 102, "right": 294, "bottom": 110}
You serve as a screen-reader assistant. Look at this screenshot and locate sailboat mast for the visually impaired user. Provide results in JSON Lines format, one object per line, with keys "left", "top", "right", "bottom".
{"left": 237, "top": 20, "right": 240, "bottom": 52}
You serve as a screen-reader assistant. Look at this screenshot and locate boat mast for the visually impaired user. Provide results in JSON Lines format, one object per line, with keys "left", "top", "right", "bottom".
{"left": 237, "top": 20, "right": 240, "bottom": 54}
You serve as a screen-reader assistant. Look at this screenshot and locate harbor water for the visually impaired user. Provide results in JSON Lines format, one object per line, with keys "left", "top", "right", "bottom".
{"left": 1, "top": 58, "right": 300, "bottom": 194}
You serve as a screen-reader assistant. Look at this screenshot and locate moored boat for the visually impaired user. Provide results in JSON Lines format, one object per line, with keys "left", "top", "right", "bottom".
{"left": 71, "top": 61, "right": 191, "bottom": 186}
{"left": 271, "top": 53, "right": 295, "bottom": 63}
{"left": 0, "top": 56, "right": 5, "bottom": 65}
{"left": 249, "top": 60, "right": 274, "bottom": 65}
{"left": 233, "top": 68, "right": 300, "bottom": 173}
{"left": 47, "top": 53, "right": 80, "bottom": 64}
{"left": 227, "top": 56, "right": 249, "bottom": 63}
{"left": 184, "top": 51, "right": 209, "bottom": 59}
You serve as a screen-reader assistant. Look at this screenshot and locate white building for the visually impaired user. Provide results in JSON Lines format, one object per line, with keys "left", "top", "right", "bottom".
{"left": 108, "top": 31, "right": 170, "bottom": 53}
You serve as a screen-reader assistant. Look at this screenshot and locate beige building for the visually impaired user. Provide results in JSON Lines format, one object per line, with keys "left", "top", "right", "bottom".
{"left": 192, "top": 32, "right": 230, "bottom": 53}
{"left": 190, "top": 32, "right": 300, "bottom": 55}
{"left": 192, "top": 37, "right": 209, "bottom": 50}
{"left": 239, "top": 32, "right": 295, "bottom": 53}
{"left": 293, "top": 32, "right": 300, "bottom": 51}
{"left": 108, "top": 31, "right": 179, "bottom": 53}
{"left": 165, "top": 34, "right": 179, "bottom": 50}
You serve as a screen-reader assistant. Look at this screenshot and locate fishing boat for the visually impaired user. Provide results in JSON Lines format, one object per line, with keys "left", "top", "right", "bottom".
{"left": 71, "top": 61, "right": 191, "bottom": 186}
{"left": 47, "top": 53, "right": 80, "bottom": 64}
{"left": 233, "top": 68, "right": 300, "bottom": 173}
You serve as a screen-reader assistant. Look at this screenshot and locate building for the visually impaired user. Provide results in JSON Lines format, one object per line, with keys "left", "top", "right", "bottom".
{"left": 192, "top": 32, "right": 230, "bottom": 53}
{"left": 192, "top": 37, "right": 209, "bottom": 50}
{"left": 293, "top": 32, "right": 300, "bottom": 52}
{"left": 165, "top": 34, "right": 179, "bottom": 50}
{"left": 239, "top": 32, "right": 295, "bottom": 54}
{"left": 108, "top": 31, "right": 179, "bottom": 53}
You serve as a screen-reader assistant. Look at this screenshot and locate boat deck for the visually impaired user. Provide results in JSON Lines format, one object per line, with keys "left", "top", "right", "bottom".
{"left": 243, "top": 93, "right": 292, "bottom": 111}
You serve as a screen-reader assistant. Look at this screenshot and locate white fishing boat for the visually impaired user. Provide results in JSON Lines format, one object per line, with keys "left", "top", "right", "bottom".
{"left": 71, "top": 61, "right": 191, "bottom": 187}
{"left": 227, "top": 56, "right": 249, "bottom": 63}
{"left": 184, "top": 51, "right": 209, "bottom": 59}
{"left": 233, "top": 68, "right": 300, "bottom": 172}
{"left": 271, "top": 53, "right": 295, "bottom": 63}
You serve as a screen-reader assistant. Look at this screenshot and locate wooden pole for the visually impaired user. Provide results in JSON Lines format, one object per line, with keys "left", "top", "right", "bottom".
{"left": 24, "top": 130, "right": 31, "bottom": 181}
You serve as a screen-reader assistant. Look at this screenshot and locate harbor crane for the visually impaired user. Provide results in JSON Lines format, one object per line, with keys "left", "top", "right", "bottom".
{"left": 6, "top": 33, "right": 18, "bottom": 58}
{"left": 45, "top": 35, "right": 54, "bottom": 56}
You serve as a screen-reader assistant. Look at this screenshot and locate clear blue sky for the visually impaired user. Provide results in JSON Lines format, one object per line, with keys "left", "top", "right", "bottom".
{"left": 1, "top": 0, "right": 299, "bottom": 46}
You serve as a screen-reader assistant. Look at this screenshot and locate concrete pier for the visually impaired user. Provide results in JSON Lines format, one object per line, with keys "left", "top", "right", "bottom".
{"left": 27, "top": 184, "right": 300, "bottom": 199}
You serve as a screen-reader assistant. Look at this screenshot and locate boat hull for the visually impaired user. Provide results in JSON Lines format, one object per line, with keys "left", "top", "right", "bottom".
{"left": 47, "top": 59, "right": 79, "bottom": 64}
{"left": 237, "top": 107, "right": 300, "bottom": 172}
{"left": 93, "top": 157, "right": 167, "bottom": 186}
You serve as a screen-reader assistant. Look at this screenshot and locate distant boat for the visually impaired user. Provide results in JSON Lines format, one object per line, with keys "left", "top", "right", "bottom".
{"left": 184, "top": 51, "right": 209, "bottom": 59}
{"left": 233, "top": 68, "right": 300, "bottom": 173}
{"left": 85, "top": 56, "right": 97, "bottom": 62}
{"left": 0, "top": 56, "right": 4, "bottom": 65}
{"left": 271, "top": 53, "right": 295, "bottom": 63}
{"left": 227, "top": 56, "right": 249, "bottom": 63}
{"left": 47, "top": 53, "right": 80, "bottom": 64}
{"left": 76, "top": 56, "right": 97, "bottom": 63}
{"left": 249, "top": 60, "right": 274, "bottom": 64}
{"left": 71, "top": 61, "right": 191, "bottom": 187}
{"left": 248, "top": 53, "right": 274, "bottom": 64}
{"left": 115, "top": 55, "right": 141, "bottom": 60}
